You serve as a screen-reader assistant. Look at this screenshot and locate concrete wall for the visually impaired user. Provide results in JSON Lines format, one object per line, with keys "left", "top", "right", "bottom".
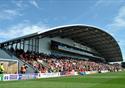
{"left": 39, "top": 37, "right": 51, "bottom": 54}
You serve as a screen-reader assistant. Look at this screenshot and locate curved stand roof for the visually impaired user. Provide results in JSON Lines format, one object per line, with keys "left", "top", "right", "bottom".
{"left": 40, "top": 25, "right": 123, "bottom": 62}
{"left": 1, "top": 24, "right": 123, "bottom": 62}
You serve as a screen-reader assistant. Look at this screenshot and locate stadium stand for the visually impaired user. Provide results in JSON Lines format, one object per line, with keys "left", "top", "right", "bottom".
{"left": 0, "top": 24, "right": 123, "bottom": 76}
{"left": 5, "top": 48, "right": 121, "bottom": 74}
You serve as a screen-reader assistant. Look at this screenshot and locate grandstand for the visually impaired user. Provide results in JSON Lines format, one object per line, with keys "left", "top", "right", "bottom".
{"left": 0, "top": 24, "right": 123, "bottom": 78}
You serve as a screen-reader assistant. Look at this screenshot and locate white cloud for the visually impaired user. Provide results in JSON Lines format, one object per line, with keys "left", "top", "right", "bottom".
{"left": 113, "top": 6, "right": 125, "bottom": 27}
{"left": 106, "top": 5, "right": 125, "bottom": 32}
{"left": 4, "top": 9, "right": 22, "bottom": 16}
{"left": 104, "top": 5, "right": 125, "bottom": 61}
{"left": 12, "top": 0, "right": 23, "bottom": 8}
{"left": 95, "top": 0, "right": 125, "bottom": 7}
{"left": 0, "top": 22, "right": 50, "bottom": 42}
{"left": 0, "top": 9, "right": 22, "bottom": 20}
{"left": 12, "top": 0, "right": 29, "bottom": 10}
{"left": 94, "top": 0, "right": 113, "bottom": 7}
{"left": 94, "top": 0, "right": 105, "bottom": 7}
{"left": 0, "top": 0, "right": 40, "bottom": 20}
{"left": 30, "top": 0, "right": 39, "bottom": 8}
{"left": 12, "top": 0, "right": 39, "bottom": 9}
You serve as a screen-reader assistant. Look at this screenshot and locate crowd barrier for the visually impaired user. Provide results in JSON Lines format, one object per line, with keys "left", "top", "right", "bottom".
{"left": 0, "top": 70, "right": 109, "bottom": 81}
{"left": 79, "top": 70, "right": 109, "bottom": 75}
{"left": 101, "top": 70, "right": 109, "bottom": 73}
{"left": 0, "top": 71, "right": 78, "bottom": 81}
{"left": 38, "top": 72, "right": 60, "bottom": 78}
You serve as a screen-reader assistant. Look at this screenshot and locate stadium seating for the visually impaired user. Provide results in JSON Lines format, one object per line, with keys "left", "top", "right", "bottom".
{"left": 6, "top": 48, "right": 122, "bottom": 74}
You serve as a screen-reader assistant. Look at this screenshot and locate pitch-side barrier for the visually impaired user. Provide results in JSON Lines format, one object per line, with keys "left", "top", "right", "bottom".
{"left": 0, "top": 70, "right": 109, "bottom": 81}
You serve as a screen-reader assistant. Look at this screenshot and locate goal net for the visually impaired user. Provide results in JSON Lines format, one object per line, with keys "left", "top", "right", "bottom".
{"left": 0, "top": 59, "right": 18, "bottom": 74}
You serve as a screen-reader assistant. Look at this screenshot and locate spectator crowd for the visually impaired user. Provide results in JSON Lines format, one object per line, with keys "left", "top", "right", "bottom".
{"left": 8, "top": 48, "right": 122, "bottom": 74}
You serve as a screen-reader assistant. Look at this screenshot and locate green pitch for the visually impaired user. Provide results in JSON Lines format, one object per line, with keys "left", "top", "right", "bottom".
{"left": 0, "top": 71, "right": 125, "bottom": 88}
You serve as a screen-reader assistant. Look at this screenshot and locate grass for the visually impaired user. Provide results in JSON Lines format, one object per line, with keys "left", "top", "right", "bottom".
{"left": 0, "top": 71, "right": 125, "bottom": 88}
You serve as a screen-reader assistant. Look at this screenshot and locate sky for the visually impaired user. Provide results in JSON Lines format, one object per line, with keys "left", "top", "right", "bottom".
{"left": 0, "top": 0, "right": 125, "bottom": 61}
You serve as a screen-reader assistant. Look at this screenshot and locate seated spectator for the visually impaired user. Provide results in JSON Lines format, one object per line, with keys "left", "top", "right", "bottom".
{"left": 11, "top": 49, "right": 122, "bottom": 74}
